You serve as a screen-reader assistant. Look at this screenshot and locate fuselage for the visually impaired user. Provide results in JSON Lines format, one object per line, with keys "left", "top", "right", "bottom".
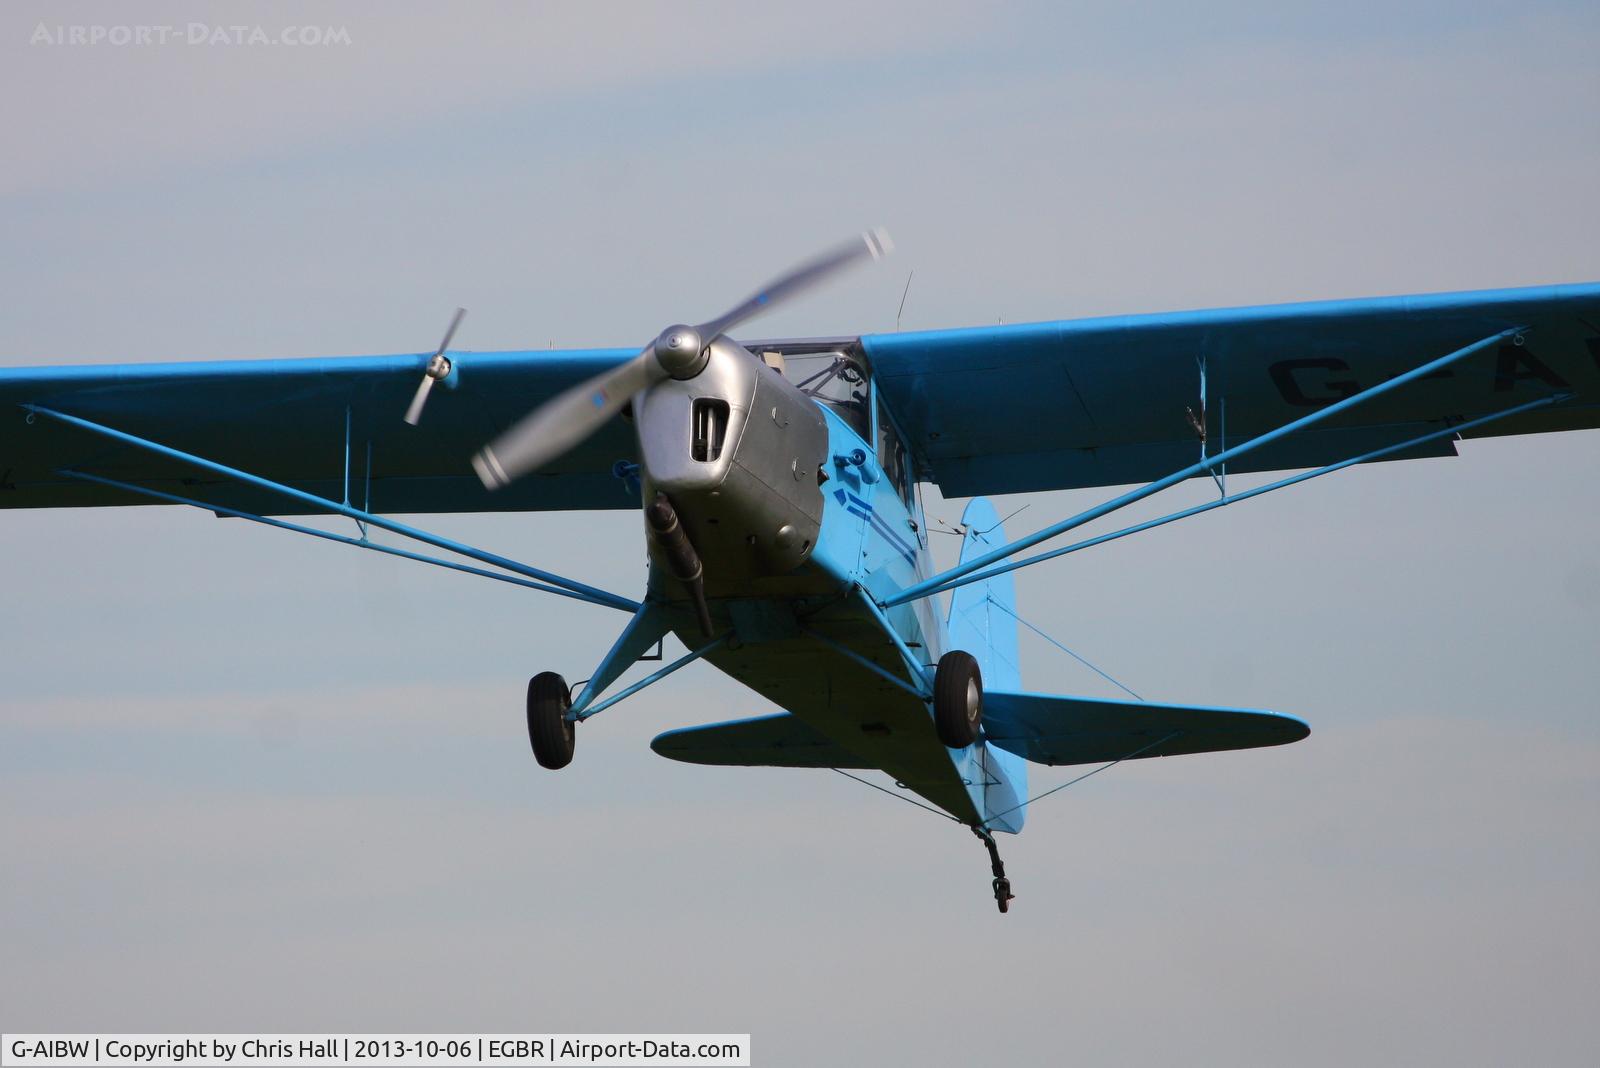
{"left": 630, "top": 337, "right": 1021, "bottom": 825}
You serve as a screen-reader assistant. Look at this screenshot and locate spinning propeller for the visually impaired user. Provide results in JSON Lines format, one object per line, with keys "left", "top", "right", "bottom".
{"left": 471, "top": 229, "right": 892, "bottom": 490}
{"left": 403, "top": 307, "right": 466, "bottom": 426}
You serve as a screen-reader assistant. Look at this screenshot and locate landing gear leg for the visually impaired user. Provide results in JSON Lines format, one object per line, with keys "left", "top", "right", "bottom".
{"left": 966, "top": 824, "right": 1017, "bottom": 908}
{"left": 972, "top": 825, "right": 1015, "bottom": 914}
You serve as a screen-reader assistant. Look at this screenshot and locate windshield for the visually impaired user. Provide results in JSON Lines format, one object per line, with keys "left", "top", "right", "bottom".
{"left": 782, "top": 351, "right": 870, "bottom": 440}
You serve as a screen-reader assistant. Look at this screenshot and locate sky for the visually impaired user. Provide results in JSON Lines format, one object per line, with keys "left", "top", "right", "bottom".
{"left": 2, "top": 2, "right": 1598, "bottom": 1064}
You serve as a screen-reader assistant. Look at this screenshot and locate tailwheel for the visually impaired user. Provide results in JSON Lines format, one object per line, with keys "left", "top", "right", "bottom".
{"left": 527, "top": 671, "right": 575, "bottom": 769}
{"left": 934, "top": 650, "right": 983, "bottom": 748}
{"left": 973, "top": 825, "right": 1015, "bottom": 914}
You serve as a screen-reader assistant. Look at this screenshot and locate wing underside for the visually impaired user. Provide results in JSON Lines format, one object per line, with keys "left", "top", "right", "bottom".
{"left": 0, "top": 348, "right": 642, "bottom": 515}
{"left": 863, "top": 282, "right": 1600, "bottom": 498}
{"left": 6, "top": 283, "right": 1597, "bottom": 517}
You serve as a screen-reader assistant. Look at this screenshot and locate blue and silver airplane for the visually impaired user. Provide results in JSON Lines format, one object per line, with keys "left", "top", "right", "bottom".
{"left": 4, "top": 232, "right": 1597, "bottom": 910}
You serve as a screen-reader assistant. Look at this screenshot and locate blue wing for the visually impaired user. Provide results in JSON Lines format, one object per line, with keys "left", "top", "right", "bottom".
{"left": 0, "top": 348, "right": 641, "bottom": 514}
{"left": 863, "top": 282, "right": 1600, "bottom": 497}
{"left": 9, "top": 282, "right": 1597, "bottom": 516}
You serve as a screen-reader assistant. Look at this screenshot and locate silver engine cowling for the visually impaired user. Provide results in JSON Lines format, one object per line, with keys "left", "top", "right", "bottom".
{"left": 635, "top": 336, "right": 828, "bottom": 596}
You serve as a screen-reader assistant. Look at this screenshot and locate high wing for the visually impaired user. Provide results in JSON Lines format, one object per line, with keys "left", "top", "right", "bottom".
{"left": 7, "top": 283, "right": 1598, "bottom": 517}
{"left": 862, "top": 283, "right": 1600, "bottom": 497}
{"left": 0, "top": 348, "right": 642, "bottom": 514}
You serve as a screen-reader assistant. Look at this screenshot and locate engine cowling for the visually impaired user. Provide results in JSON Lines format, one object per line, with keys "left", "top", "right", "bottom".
{"left": 634, "top": 336, "right": 828, "bottom": 594}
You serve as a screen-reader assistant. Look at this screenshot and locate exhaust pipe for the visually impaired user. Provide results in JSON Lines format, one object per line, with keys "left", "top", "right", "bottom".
{"left": 647, "top": 493, "right": 714, "bottom": 637}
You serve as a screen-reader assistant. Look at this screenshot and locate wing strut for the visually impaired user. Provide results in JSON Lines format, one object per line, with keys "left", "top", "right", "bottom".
{"left": 910, "top": 389, "right": 1570, "bottom": 602}
{"left": 22, "top": 404, "right": 638, "bottom": 613}
{"left": 59, "top": 469, "right": 624, "bottom": 607}
{"left": 885, "top": 326, "right": 1551, "bottom": 607}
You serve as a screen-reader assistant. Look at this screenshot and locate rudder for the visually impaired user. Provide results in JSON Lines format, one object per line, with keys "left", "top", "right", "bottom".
{"left": 947, "top": 498, "right": 1029, "bottom": 832}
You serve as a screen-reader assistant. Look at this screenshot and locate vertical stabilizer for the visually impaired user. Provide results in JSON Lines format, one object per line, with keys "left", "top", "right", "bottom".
{"left": 947, "top": 498, "right": 1029, "bottom": 832}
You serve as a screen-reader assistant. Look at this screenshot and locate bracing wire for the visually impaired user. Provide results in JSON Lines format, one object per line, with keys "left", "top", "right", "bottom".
{"left": 830, "top": 595, "right": 1153, "bottom": 828}
{"left": 982, "top": 730, "right": 1181, "bottom": 826}
{"left": 830, "top": 768, "right": 962, "bottom": 824}
{"left": 987, "top": 597, "right": 1144, "bottom": 701}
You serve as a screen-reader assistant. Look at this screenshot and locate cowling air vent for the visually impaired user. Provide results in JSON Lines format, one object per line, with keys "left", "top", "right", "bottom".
{"left": 691, "top": 398, "right": 730, "bottom": 461}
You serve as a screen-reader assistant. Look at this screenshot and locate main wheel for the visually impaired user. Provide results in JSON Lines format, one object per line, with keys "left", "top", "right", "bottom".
{"left": 527, "top": 671, "right": 575, "bottom": 769}
{"left": 934, "top": 650, "right": 983, "bottom": 748}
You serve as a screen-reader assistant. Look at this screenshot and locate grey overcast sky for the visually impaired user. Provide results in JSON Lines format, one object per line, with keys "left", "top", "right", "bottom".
{"left": 2, "top": 2, "right": 1598, "bottom": 1065}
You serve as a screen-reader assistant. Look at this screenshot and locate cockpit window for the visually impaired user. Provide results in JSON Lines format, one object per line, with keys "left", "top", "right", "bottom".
{"left": 877, "top": 397, "right": 910, "bottom": 503}
{"left": 781, "top": 351, "right": 870, "bottom": 440}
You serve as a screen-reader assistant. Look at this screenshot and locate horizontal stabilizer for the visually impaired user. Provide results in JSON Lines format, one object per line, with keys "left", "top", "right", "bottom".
{"left": 651, "top": 713, "right": 873, "bottom": 769}
{"left": 983, "top": 690, "right": 1308, "bottom": 767}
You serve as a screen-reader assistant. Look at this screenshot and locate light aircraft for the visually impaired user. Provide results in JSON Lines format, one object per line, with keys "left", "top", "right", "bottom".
{"left": 3, "top": 232, "right": 1596, "bottom": 911}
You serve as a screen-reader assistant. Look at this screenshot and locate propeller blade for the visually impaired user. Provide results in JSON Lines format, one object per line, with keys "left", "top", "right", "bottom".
{"left": 473, "top": 347, "right": 660, "bottom": 489}
{"left": 435, "top": 307, "right": 466, "bottom": 359}
{"left": 695, "top": 227, "right": 891, "bottom": 341}
{"left": 469, "top": 231, "right": 891, "bottom": 489}
{"left": 403, "top": 308, "right": 466, "bottom": 426}
{"left": 403, "top": 374, "right": 436, "bottom": 426}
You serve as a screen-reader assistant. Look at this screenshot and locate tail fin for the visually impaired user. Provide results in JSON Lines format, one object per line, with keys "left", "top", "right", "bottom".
{"left": 948, "top": 498, "right": 1022, "bottom": 691}
{"left": 948, "top": 498, "right": 1030, "bottom": 833}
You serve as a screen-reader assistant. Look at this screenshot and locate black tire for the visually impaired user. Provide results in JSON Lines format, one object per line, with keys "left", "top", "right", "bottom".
{"left": 527, "top": 671, "right": 575, "bottom": 769}
{"left": 934, "top": 650, "right": 982, "bottom": 748}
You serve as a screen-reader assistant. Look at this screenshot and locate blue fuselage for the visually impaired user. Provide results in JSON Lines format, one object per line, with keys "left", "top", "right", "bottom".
{"left": 653, "top": 401, "right": 1024, "bottom": 827}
